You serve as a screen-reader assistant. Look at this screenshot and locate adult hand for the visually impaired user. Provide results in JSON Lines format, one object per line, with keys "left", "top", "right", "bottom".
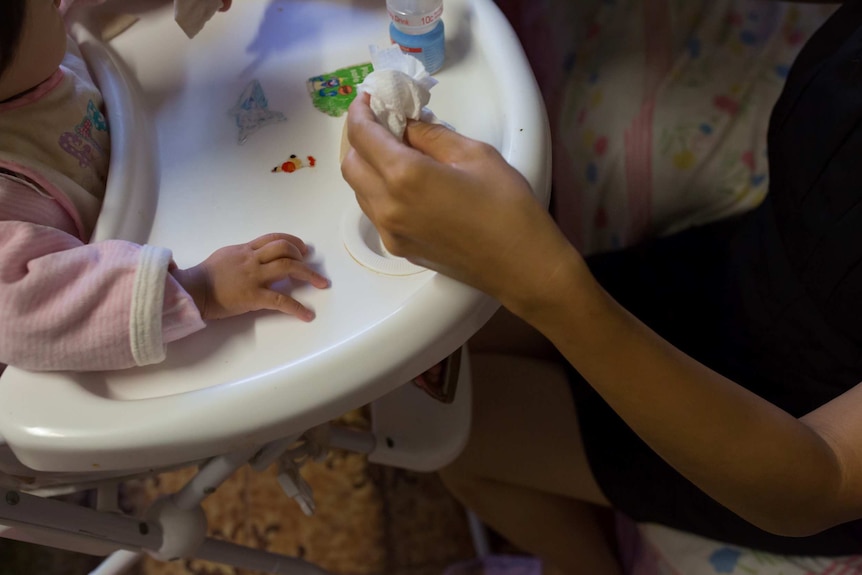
{"left": 173, "top": 233, "right": 329, "bottom": 322}
{"left": 341, "top": 93, "right": 581, "bottom": 317}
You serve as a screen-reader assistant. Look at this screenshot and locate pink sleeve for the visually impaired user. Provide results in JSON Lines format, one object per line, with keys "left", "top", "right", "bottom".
{"left": 0, "top": 220, "right": 205, "bottom": 371}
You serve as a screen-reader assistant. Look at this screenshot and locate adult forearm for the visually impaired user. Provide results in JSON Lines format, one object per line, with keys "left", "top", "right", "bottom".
{"left": 516, "top": 255, "right": 851, "bottom": 535}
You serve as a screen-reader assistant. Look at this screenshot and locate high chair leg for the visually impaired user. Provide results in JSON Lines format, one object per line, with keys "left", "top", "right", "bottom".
{"left": 88, "top": 550, "right": 141, "bottom": 575}
{"left": 93, "top": 538, "right": 333, "bottom": 575}
{"left": 3, "top": 440, "right": 342, "bottom": 575}
{"left": 1, "top": 489, "right": 162, "bottom": 550}
{"left": 467, "top": 509, "right": 491, "bottom": 557}
{"left": 195, "top": 538, "right": 332, "bottom": 574}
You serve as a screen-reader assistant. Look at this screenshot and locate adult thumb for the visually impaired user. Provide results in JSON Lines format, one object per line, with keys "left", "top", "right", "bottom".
{"left": 403, "top": 120, "right": 474, "bottom": 163}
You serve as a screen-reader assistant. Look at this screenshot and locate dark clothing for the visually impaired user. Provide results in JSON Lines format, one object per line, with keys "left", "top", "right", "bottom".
{"left": 571, "top": 0, "right": 862, "bottom": 555}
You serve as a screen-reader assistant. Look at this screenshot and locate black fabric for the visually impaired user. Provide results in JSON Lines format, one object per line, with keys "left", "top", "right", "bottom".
{"left": 569, "top": 0, "right": 862, "bottom": 555}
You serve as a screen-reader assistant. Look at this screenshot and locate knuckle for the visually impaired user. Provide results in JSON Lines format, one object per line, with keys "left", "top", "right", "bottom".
{"left": 468, "top": 139, "right": 498, "bottom": 160}
{"left": 376, "top": 204, "right": 407, "bottom": 235}
{"left": 275, "top": 238, "right": 294, "bottom": 255}
{"left": 382, "top": 163, "right": 418, "bottom": 192}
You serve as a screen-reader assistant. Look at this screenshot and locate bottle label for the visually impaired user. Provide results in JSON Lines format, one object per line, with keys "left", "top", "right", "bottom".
{"left": 389, "top": 20, "right": 445, "bottom": 73}
{"left": 388, "top": 5, "right": 443, "bottom": 29}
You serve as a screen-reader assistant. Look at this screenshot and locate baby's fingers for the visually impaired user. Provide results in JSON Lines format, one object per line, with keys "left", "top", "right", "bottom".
{"left": 258, "top": 291, "right": 317, "bottom": 322}
{"left": 254, "top": 260, "right": 330, "bottom": 321}
{"left": 248, "top": 233, "right": 309, "bottom": 255}
{"left": 256, "top": 238, "right": 305, "bottom": 263}
{"left": 265, "top": 259, "right": 330, "bottom": 289}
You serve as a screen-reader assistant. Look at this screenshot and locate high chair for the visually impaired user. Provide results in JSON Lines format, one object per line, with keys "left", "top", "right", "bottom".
{"left": 0, "top": 0, "right": 551, "bottom": 573}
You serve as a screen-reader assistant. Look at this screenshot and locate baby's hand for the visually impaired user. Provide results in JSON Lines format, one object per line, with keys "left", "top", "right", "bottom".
{"left": 173, "top": 233, "right": 330, "bottom": 322}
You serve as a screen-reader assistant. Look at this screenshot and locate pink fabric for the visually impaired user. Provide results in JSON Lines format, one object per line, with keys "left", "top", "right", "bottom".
{"left": 0, "top": 36, "right": 205, "bottom": 372}
{"left": 0, "top": 70, "right": 65, "bottom": 113}
{"left": 0, "top": 159, "right": 89, "bottom": 240}
{"left": 0, "top": 178, "right": 204, "bottom": 372}
{"left": 623, "top": 0, "right": 673, "bottom": 243}
{"left": 494, "top": 0, "right": 834, "bottom": 255}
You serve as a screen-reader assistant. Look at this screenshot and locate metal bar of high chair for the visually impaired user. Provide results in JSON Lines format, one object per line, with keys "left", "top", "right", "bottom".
{"left": 96, "top": 482, "right": 119, "bottom": 512}
{"left": 172, "top": 446, "right": 260, "bottom": 510}
{"left": 88, "top": 549, "right": 141, "bottom": 575}
{"left": 91, "top": 443, "right": 339, "bottom": 575}
{"left": 195, "top": 538, "right": 333, "bottom": 575}
{"left": 328, "top": 425, "right": 376, "bottom": 455}
{"left": 1, "top": 490, "right": 162, "bottom": 550}
{"left": 467, "top": 510, "right": 491, "bottom": 557}
{"left": 93, "top": 538, "right": 335, "bottom": 575}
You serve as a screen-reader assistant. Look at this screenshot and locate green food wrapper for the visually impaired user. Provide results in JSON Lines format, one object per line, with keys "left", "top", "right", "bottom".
{"left": 307, "top": 62, "right": 374, "bottom": 117}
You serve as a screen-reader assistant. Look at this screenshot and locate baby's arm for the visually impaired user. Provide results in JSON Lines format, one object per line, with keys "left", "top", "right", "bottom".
{"left": 170, "top": 233, "right": 330, "bottom": 322}
{"left": 0, "top": 220, "right": 204, "bottom": 371}
{"left": 0, "top": 221, "right": 329, "bottom": 371}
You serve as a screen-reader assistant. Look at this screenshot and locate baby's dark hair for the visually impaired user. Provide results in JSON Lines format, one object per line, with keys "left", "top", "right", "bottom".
{"left": 0, "top": 0, "right": 27, "bottom": 80}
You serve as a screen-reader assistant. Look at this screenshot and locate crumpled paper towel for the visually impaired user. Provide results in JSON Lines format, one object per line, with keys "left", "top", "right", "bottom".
{"left": 174, "top": 0, "right": 224, "bottom": 38}
{"left": 359, "top": 45, "right": 447, "bottom": 141}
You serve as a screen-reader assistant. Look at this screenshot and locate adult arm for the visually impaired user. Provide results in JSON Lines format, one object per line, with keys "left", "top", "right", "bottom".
{"left": 341, "top": 94, "right": 862, "bottom": 537}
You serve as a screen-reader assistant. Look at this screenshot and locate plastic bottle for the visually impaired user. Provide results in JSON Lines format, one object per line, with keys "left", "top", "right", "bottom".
{"left": 386, "top": 0, "right": 445, "bottom": 74}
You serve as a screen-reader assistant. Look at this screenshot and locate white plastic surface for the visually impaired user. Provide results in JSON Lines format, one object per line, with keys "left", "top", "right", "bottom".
{"left": 369, "top": 348, "right": 471, "bottom": 471}
{"left": 341, "top": 203, "right": 428, "bottom": 276}
{"left": 0, "top": 0, "right": 550, "bottom": 474}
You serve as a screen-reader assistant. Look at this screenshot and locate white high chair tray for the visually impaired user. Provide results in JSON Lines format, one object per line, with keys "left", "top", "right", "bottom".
{"left": 0, "top": 0, "right": 550, "bottom": 474}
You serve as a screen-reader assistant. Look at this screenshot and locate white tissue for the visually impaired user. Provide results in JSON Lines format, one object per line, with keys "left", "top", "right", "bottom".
{"left": 174, "top": 0, "right": 223, "bottom": 39}
{"left": 359, "top": 45, "right": 444, "bottom": 140}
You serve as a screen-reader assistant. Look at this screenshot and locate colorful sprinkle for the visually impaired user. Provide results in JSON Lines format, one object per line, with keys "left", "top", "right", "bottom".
{"left": 272, "top": 155, "right": 317, "bottom": 174}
